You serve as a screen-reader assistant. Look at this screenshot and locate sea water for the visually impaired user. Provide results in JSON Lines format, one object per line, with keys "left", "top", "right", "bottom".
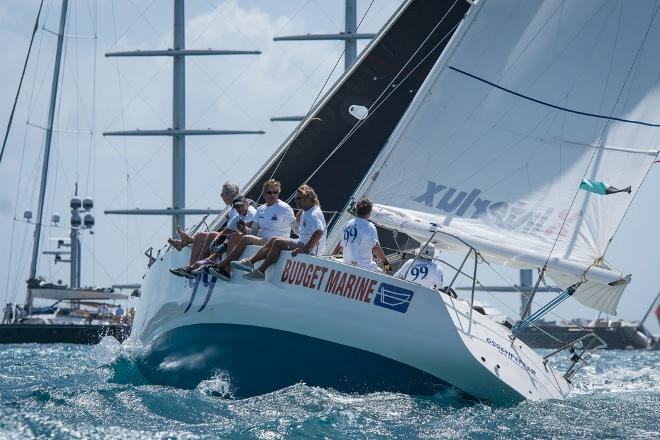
{"left": 0, "top": 338, "right": 657, "bottom": 439}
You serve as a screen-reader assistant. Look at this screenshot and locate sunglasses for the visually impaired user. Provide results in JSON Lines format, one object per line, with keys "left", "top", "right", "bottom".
{"left": 265, "top": 190, "right": 279, "bottom": 195}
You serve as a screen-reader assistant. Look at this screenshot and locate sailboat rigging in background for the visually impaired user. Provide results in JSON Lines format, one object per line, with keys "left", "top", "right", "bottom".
{"left": 0, "top": 0, "right": 131, "bottom": 343}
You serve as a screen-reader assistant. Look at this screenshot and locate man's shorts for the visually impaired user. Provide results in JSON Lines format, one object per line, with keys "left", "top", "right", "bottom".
{"left": 284, "top": 239, "right": 304, "bottom": 251}
{"left": 251, "top": 236, "right": 268, "bottom": 246}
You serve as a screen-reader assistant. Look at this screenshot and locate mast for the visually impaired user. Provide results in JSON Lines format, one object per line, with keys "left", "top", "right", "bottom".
{"left": 26, "top": 0, "right": 69, "bottom": 310}
{"left": 270, "top": 0, "right": 375, "bottom": 122}
{"left": 172, "top": 0, "right": 186, "bottom": 233}
{"left": 344, "top": 0, "right": 358, "bottom": 69}
{"left": 104, "top": 0, "right": 264, "bottom": 236}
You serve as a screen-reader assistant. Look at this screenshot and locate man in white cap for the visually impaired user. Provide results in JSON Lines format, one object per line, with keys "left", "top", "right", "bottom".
{"left": 393, "top": 242, "right": 444, "bottom": 290}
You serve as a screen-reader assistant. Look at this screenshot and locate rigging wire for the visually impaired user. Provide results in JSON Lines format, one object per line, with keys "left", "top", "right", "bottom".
{"left": 90, "top": 0, "right": 98, "bottom": 284}
{"left": 268, "top": 0, "right": 378, "bottom": 183}
{"left": 539, "top": 1, "right": 660, "bottom": 280}
{"left": 291, "top": 2, "right": 462, "bottom": 201}
{"left": 380, "top": 244, "right": 568, "bottom": 344}
{"left": 0, "top": 0, "right": 45, "bottom": 168}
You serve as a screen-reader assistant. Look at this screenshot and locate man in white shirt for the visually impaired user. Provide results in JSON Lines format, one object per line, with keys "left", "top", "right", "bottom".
{"left": 334, "top": 199, "right": 390, "bottom": 272}
{"left": 238, "top": 185, "right": 326, "bottom": 280}
{"left": 209, "top": 179, "right": 296, "bottom": 280}
{"left": 394, "top": 243, "right": 444, "bottom": 289}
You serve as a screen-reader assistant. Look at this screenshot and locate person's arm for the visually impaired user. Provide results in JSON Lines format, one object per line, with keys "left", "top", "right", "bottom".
{"left": 242, "top": 210, "right": 256, "bottom": 233}
{"left": 433, "top": 264, "right": 444, "bottom": 289}
{"left": 289, "top": 209, "right": 300, "bottom": 234}
{"left": 250, "top": 221, "right": 261, "bottom": 236}
{"left": 291, "top": 217, "right": 300, "bottom": 235}
{"left": 293, "top": 230, "right": 323, "bottom": 256}
{"left": 372, "top": 243, "right": 391, "bottom": 272}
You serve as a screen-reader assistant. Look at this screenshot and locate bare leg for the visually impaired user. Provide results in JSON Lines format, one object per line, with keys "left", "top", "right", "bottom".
{"left": 248, "top": 238, "right": 277, "bottom": 264}
{"left": 224, "top": 231, "right": 243, "bottom": 255}
{"left": 218, "top": 235, "right": 263, "bottom": 269}
{"left": 257, "top": 238, "right": 290, "bottom": 273}
{"left": 195, "top": 232, "right": 221, "bottom": 262}
{"left": 188, "top": 232, "right": 210, "bottom": 265}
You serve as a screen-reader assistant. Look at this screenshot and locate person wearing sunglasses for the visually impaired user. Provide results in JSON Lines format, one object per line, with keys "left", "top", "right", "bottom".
{"left": 168, "top": 181, "right": 243, "bottom": 278}
{"left": 236, "top": 184, "right": 326, "bottom": 280}
{"left": 208, "top": 179, "right": 296, "bottom": 281}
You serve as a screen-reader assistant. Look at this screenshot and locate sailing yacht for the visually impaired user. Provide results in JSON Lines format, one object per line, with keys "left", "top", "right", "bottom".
{"left": 131, "top": 0, "right": 660, "bottom": 403}
{"left": 0, "top": 0, "right": 132, "bottom": 344}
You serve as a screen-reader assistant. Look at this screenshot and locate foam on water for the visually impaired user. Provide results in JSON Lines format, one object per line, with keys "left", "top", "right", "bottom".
{"left": 0, "top": 341, "right": 657, "bottom": 439}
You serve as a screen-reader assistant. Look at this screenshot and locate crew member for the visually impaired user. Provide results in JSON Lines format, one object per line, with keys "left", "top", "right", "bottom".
{"left": 335, "top": 199, "right": 389, "bottom": 272}
{"left": 209, "top": 179, "right": 296, "bottom": 280}
{"left": 171, "top": 196, "right": 256, "bottom": 277}
{"left": 394, "top": 243, "right": 444, "bottom": 289}
{"left": 167, "top": 181, "right": 240, "bottom": 274}
{"left": 239, "top": 185, "right": 326, "bottom": 280}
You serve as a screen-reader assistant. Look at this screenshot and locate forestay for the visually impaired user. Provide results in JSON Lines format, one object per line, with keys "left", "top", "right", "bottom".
{"left": 346, "top": 0, "right": 660, "bottom": 314}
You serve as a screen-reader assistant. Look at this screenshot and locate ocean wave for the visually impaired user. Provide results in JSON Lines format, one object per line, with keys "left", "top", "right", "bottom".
{"left": 0, "top": 344, "right": 657, "bottom": 439}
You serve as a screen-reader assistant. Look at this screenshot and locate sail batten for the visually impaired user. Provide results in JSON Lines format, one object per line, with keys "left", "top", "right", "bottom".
{"left": 342, "top": 0, "right": 660, "bottom": 314}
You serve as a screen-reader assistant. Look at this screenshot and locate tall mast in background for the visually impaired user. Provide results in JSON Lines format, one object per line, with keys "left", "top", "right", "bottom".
{"left": 271, "top": 0, "right": 375, "bottom": 122}
{"left": 26, "top": 0, "right": 69, "bottom": 311}
{"left": 104, "top": 0, "right": 264, "bottom": 236}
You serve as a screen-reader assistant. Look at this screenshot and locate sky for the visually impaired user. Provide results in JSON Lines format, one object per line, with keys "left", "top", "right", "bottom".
{"left": 0, "top": 0, "right": 658, "bottom": 333}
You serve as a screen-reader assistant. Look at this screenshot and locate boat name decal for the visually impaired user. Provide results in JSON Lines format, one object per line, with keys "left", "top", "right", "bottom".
{"left": 486, "top": 337, "right": 536, "bottom": 376}
{"left": 281, "top": 259, "right": 377, "bottom": 303}
{"left": 280, "top": 259, "right": 414, "bottom": 313}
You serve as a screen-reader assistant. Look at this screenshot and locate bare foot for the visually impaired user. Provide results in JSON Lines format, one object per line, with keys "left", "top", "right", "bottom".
{"left": 168, "top": 238, "right": 185, "bottom": 251}
{"left": 177, "top": 225, "right": 194, "bottom": 246}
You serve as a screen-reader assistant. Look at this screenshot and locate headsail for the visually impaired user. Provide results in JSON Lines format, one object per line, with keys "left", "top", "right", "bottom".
{"left": 340, "top": 0, "right": 660, "bottom": 314}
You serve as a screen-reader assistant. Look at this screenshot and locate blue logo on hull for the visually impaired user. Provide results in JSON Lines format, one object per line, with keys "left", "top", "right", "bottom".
{"left": 373, "top": 283, "right": 414, "bottom": 313}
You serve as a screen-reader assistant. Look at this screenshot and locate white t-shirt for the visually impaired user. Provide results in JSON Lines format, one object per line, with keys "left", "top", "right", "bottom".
{"left": 340, "top": 217, "right": 380, "bottom": 271}
{"left": 226, "top": 205, "right": 257, "bottom": 231}
{"left": 394, "top": 258, "right": 444, "bottom": 290}
{"left": 254, "top": 200, "right": 296, "bottom": 240}
{"left": 298, "top": 205, "right": 326, "bottom": 256}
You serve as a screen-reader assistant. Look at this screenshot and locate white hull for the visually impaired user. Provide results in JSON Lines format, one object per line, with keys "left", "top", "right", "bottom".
{"left": 132, "top": 247, "right": 570, "bottom": 403}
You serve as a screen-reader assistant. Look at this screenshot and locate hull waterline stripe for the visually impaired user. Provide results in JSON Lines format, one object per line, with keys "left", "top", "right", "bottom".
{"left": 448, "top": 66, "right": 660, "bottom": 128}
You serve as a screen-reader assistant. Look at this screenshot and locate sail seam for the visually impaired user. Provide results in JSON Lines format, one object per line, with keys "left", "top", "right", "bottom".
{"left": 447, "top": 66, "right": 660, "bottom": 128}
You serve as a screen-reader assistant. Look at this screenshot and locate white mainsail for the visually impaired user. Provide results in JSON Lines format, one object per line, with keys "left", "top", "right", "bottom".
{"left": 337, "top": 0, "right": 660, "bottom": 314}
